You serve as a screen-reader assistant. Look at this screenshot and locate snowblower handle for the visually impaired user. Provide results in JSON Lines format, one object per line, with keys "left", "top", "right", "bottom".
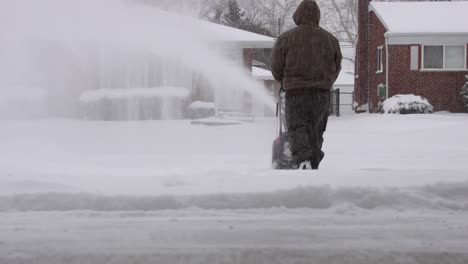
{"left": 278, "top": 82, "right": 284, "bottom": 135}
{"left": 276, "top": 82, "right": 284, "bottom": 117}
{"left": 280, "top": 82, "right": 285, "bottom": 93}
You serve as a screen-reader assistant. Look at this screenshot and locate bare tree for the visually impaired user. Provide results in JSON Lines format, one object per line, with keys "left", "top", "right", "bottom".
{"left": 201, "top": 0, "right": 301, "bottom": 36}
{"left": 199, "top": 0, "right": 228, "bottom": 22}
{"left": 251, "top": 0, "right": 301, "bottom": 37}
{"left": 237, "top": 0, "right": 264, "bottom": 28}
{"left": 319, "top": 0, "right": 357, "bottom": 62}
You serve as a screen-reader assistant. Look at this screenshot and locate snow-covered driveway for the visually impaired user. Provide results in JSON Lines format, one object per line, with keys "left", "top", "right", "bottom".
{"left": 1, "top": 113, "right": 467, "bottom": 195}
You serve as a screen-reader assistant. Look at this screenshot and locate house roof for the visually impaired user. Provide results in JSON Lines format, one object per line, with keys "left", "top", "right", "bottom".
{"left": 253, "top": 60, "right": 267, "bottom": 67}
{"left": 2, "top": 0, "right": 275, "bottom": 50}
{"left": 200, "top": 21, "right": 276, "bottom": 49}
{"left": 336, "top": 43, "right": 355, "bottom": 87}
{"left": 340, "top": 43, "right": 355, "bottom": 72}
{"left": 369, "top": 2, "right": 468, "bottom": 34}
{"left": 132, "top": 0, "right": 275, "bottom": 48}
{"left": 335, "top": 71, "right": 355, "bottom": 87}
{"left": 252, "top": 66, "right": 274, "bottom": 81}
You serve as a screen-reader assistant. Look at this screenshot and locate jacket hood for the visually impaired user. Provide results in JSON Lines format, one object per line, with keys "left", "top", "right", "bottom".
{"left": 293, "top": 0, "right": 321, "bottom": 26}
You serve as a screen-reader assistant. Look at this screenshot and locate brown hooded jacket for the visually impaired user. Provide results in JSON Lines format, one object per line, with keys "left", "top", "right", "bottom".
{"left": 271, "top": 0, "right": 342, "bottom": 91}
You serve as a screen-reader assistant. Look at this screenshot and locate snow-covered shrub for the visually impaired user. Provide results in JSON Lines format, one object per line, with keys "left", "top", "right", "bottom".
{"left": 461, "top": 75, "right": 468, "bottom": 113}
{"left": 187, "top": 101, "right": 216, "bottom": 119}
{"left": 381, "top": 94, "right": 433, "bottom": 114}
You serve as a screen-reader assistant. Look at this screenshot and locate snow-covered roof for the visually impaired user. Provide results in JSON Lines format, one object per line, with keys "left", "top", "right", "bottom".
{"left": 369, "top": 1, "right": 468, "bottom": 45}
{"left": 370, "top": 2, "right": 468, "bottom": 34}
{"left": 201, "top": 21, "right": 275, "bottom": 49}
{"left": 4, "top": 0, "right": 275, "bottom": 50}
{"left": 340, "top": 43, "right": 355, "bottom": 72}
{"left": 132, "top": 1, "right": 275, "bottom": 48}
{"left": 334, "top": 71, "right": 355, "bottom": 87}
{"left": 336, "top": 43, "right": 355, "bottom": 86}
{"left": 253, "top": 60, "right": 266, "bottom": 67}
{"left": 252, "top": 66, "right": 274, "bottom": 81}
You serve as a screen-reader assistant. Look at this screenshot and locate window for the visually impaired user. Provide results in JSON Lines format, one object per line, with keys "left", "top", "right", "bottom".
{"left": 377, "top": 46, "right": 383, "bottom": 73}
{"left": 445, "top": 46, "right": 465, "bottom": 69}
{"left": 423, "top": 45, "right": 466, "bottom": 70}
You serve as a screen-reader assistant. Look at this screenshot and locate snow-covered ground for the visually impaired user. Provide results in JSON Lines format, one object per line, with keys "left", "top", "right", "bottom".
{"left": 1, "top": 209, "right": 468, "bottom": 263}
{"left": 2, "top": 113, "right": 468, "bottom": 263}
{"left": 1, "top": 113, "right": 467, "bottom": 195}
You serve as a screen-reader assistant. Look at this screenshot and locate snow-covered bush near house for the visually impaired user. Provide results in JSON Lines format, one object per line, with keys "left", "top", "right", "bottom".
{"left": 187, "top": 101, "right": 216, "bottom": 119}
{"left": 79, "top": 87, "right": 190, "bottom": 120}
{"left": 461, "top": 75, "right": 468, "bottom": 113}
{"left": 381, "top": 94, "right": 433, "bottom": 114}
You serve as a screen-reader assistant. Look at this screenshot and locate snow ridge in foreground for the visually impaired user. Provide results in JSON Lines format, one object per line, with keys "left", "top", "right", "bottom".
{"left": 1, "top": 181, "right": 467, "bottom": 211}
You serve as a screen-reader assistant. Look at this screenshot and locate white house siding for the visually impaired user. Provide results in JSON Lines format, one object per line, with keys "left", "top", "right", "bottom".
{"left": 0, "top": 2, "right": 275, "bottom": 120}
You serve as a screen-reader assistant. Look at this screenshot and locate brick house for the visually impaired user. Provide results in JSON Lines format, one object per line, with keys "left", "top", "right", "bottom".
{"left": 355, "top": 0, "right": 468, "bottom": 113}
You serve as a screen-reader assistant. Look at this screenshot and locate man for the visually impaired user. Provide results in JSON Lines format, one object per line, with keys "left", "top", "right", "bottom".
{"left": 271, "top": 0, "right": 342, "bottom": 170}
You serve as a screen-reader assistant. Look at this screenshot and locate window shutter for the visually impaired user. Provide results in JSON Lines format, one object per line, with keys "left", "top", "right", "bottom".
{"left": 410, "top": 46, "right": 419, "bottom": 70}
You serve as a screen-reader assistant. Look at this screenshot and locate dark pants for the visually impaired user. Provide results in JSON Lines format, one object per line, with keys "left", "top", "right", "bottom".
{"left": 285, "top": 88, "right": 330, "bottom": 169}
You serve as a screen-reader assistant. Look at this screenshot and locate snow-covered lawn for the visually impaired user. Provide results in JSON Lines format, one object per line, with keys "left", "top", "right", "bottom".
{"left": 1, "top": 113, "right": 467, "bottom": 195}
{"left": 2, "top": 113, "right": 468, "bottom": 263}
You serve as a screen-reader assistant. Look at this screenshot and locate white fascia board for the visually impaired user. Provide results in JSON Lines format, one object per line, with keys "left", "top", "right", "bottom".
{"left": 385, "top": 32, "right": 468, "bottom": 45}
{"left": 253, "top": 76, "right": 275, "bottom": 81}
{"left": 239, "top": 41, "right": 275, "bottom": 49}
{"left": 220, "top": 41, "right": 275, "bottom": 49}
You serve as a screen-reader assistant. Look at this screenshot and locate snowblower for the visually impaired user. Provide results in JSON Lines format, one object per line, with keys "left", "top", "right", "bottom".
{"left": 271, "top": 83, "right": 294, "bottom": 169}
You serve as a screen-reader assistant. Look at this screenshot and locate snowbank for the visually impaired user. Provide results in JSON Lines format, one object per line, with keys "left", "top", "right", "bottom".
{"left": 189, "top": 101, "right": 216, "bottom": 109}
{"left": 382, "top": 94, "right": 433, "bottom": 114}
{"left": 188, "top": 101, "right": 216, "bottom": 119}
{"left": 1, "top": 181, "right": 467, "bottom": 211}
{"left": 2, "top": 208, "right": 467, "bottom": 264}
